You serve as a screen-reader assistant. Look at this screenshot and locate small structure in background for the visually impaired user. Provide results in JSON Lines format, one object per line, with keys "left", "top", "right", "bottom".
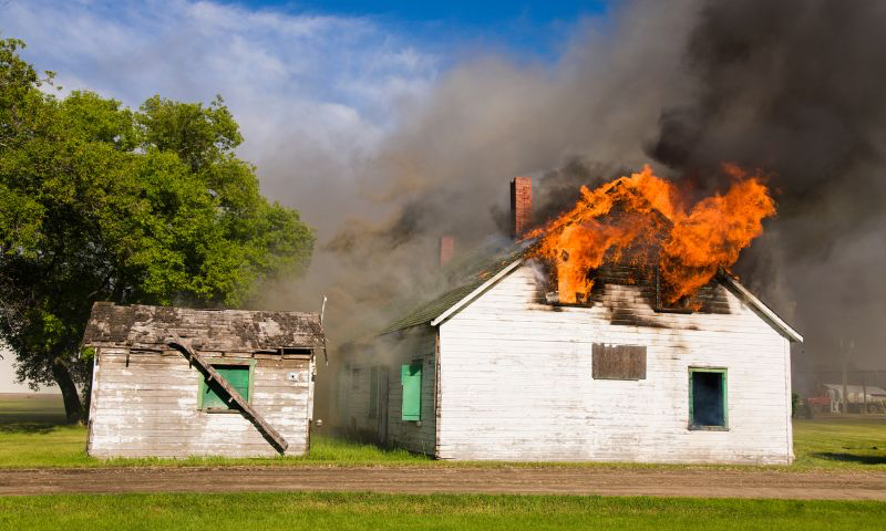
{"left": 82, "top": 302, "right": 325, "bottom": 458}
{"left": 807, "top": 384, "right": 886, "bottom": 414}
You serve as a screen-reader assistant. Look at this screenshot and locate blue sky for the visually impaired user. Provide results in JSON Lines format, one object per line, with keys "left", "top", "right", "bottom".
{"left": 231, "top": 1, "right": 608, "bottom": 42}
{"left": 0, "top": 0, "right": 614, "bottom": 391}
{"left": 0, "top": 0, "right": 614, "bottom": 210}
{"left": 233, "top": 0, "right": 606, "bottom": 21}
{"left": 1, "top": 0, "right": 609, "bottom": 139}
{"left": 254, "top": 1, "right": 609, "bottom": 61}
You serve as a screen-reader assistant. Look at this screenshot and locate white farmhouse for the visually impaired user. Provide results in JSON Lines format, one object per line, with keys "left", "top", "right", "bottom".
{"left": 339, "top": 178, "right": 803, "bottom": 464}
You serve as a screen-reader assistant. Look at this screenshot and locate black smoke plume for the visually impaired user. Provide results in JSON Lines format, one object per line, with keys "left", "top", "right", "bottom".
{"left": 265, "top": 0, "right": 884, "bottom": 420}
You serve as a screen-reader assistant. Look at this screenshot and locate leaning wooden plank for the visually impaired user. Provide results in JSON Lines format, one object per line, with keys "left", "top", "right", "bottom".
{"left": 167, "top": 340, "right": 289, "bottom": 454}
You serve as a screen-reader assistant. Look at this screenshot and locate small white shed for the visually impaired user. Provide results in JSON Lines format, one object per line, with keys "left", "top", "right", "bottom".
{"left": 83, "top": 302, "right": 324, "bottom": 458}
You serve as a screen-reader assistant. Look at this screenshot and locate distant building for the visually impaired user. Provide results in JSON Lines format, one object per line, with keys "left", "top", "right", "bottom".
{"left": 817, "top": 384, "right": 886, "bottom": 414}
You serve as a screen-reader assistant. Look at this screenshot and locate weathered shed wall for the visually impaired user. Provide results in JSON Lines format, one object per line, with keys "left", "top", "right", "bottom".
{"left": 435, "top": 264, "right": 793, "bottom": 464}
{"left": 88, "top": 349, "right": 313, "bottom": 458}
{"left": 341, "top": 327, "right": 437, "bottom": 456}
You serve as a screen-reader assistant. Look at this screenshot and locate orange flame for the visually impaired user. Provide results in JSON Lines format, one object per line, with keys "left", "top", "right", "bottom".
{"left": 527, "top": 164, "right": 776, "bottom": 304}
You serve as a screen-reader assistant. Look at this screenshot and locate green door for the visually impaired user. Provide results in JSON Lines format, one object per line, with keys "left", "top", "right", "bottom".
{"left": 401, "top": 362, "right": 422, "bottom": 421}
{"left": 202, "top": 365, "right": 251, "bottom": 409}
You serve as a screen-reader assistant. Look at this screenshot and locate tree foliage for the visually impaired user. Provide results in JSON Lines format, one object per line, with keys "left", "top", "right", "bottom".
{"left": 0, "top": 39, "right": 315, "bottom": 422}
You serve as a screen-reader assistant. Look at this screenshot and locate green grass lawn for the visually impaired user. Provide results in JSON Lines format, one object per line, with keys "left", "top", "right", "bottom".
{"left": 1, "top": 393, "right": 884, "bottom": 470}
{"left": 793, "top": 416, "right": 886, "bottom": 468}
{"left": 2, "top": 395, "right": 883, "bottom": 531}
{"left": 0, "top": 393, "right": 429, "bottom": 468}
{"left": 0, "top": 492, "right": 882, "bottom": 531}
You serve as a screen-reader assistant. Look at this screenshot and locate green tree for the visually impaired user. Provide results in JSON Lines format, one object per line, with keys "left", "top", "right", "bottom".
{"left": 0, "top": 39, "right": 315, "bottom": 423}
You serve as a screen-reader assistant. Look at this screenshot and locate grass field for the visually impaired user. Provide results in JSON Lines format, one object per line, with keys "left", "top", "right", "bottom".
{"left": 793, "top": 416, "right": 886, "bottom": 468}
{"left": 1, "top": 394, "right": 884, "bottom": 530}
{"left": 0, "top": 492, "right": 883, "bottom": 531}
{"left": 1, "top": 393, "right": 884, "bottom": 470}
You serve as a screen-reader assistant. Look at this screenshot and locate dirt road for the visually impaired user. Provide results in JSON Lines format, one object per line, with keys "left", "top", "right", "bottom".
{"left": 0, "top": 466, "right": 883, "bottom": 499}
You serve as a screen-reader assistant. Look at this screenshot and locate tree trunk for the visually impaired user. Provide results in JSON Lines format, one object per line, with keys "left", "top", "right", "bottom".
{"left": 51, "top": 357, "right": 83, "bottom": 424}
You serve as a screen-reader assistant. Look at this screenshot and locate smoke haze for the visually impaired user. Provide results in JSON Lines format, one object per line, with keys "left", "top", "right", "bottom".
{"left": 273, "top": 0, "right": 883, "bottom": 393}
{"left": 3, "top": 0, "right": 881, "bottom": 407}
{"left": 648, "top": 0, "right": 885, "bottom": 378}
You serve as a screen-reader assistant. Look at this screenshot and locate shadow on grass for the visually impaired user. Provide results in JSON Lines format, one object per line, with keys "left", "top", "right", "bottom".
{"left": 811, "top": 452, "right": 886, "bottom": 465}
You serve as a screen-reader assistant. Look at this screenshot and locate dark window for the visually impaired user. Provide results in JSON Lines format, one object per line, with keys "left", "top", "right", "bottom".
{"left": 280, "top": 347, "right": 312, "bottom": 356}
{"left": 592, "top": 344, "right": 647, "bottom": 380}
{"left": 689, "top": 369, "right": 727, "bottom": 429}
{"left": 351, "top": 368, "right": 361, "bottom": 390}
{"left": 369, "top": 366, "right": 380, "bottom": 418}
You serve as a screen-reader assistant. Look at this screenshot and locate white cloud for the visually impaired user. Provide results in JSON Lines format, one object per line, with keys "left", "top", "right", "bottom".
{"left": 0, "top": 0, "right": 442, "bottom": 392}
{"left": 0, "top": 0, "right": 440, "bottom": 232}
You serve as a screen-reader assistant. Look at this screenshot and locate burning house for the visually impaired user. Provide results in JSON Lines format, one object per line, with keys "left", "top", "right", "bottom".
{"left": 339, "top": 168, "right": 803, "bottom": 464}
{"left": 83, "top": 302, "right": 324, "bottom": 458}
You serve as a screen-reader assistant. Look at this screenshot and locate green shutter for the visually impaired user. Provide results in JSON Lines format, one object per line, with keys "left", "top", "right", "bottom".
{"left": 401, "top": 362, "right": 422, "bottom": 421}
{"left": 201, "top": 365, "right": 251, "bottom": 410}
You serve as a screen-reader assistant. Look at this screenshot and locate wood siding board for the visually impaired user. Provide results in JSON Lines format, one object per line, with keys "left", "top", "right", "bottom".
{"left": 434, "top": 331, "right": 442, "bottom": 457}
{"left": 340, "top": 326, "right": 437, "bottom": 456}
{"left": 784, "top": 338, "right": 794, "bottom": 460}
{"left": 86, "top": 349, "right": 102, "bottom": 455}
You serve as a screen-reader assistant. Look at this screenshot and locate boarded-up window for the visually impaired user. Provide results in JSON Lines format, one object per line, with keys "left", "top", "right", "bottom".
{"left": 592, "top": 344, "right": 646, "bottom": 380}
{"left": 401, "top": 362, "right": 422, "bottom": 421}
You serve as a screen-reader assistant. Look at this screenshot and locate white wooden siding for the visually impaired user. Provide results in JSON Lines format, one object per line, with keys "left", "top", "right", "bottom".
{"left": 343, "top": 328, "right": 437, "bottom": 455}
{"left": 384, "top": 329, "right": 437, "bottom": 455}
{"left": 435, "top": 264, "right": 793, "bottom": 464}
{"left": 88, "top": 349, "right": 312, "bottom": 458}
{"left": 341, "top": 362, "right": 371, "bottom": 432}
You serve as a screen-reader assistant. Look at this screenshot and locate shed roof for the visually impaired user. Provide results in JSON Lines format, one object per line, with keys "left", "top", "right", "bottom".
{"left": 83, "top": 302, "right": 325, "bottom": 352}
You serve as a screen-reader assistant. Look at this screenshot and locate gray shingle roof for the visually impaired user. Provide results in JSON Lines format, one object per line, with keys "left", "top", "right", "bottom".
{"left": 379, "top": 240, "right": 530, "bottom": 335}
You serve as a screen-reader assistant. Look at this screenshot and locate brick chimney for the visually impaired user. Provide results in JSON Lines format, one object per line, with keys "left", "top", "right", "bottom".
{"left": 439, "top": 235, "right": 455, "bottom": 266}
{"left": 510, "top": 176, "right": 532, "bottom": 239}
